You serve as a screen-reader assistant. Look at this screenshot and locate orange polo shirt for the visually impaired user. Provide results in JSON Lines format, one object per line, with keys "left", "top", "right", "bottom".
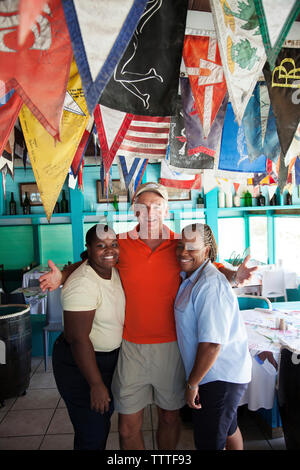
{"left": 117, "top": 225, "right": 223, "bottom": 344}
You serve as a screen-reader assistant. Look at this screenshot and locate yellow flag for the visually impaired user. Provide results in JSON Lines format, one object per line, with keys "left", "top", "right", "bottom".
{"left": 19, "top": 59, "right": 90, "bottom": 221}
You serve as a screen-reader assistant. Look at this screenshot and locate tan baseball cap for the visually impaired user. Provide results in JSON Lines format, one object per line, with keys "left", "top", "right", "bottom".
{"left": 134, "top": 182, "right": 168, "bottom": 201}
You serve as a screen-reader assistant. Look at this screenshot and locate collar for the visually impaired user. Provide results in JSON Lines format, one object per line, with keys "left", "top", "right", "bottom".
{"left": 180, "top": 259, "right": 210, "bottom": 284}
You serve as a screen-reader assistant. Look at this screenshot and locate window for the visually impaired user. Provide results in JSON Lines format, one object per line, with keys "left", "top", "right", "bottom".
{"left": 275, "top": 217, "right": 300, "bottom": 274}
{"left": 218, "top": 218, "right": 245, "bottom": 262}
{"left": 249, "top": 217, "right": 268, "bottom": 264}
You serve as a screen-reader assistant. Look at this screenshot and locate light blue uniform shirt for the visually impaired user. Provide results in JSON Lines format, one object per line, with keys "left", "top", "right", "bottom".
{"left": 174, "top": 260, "right": 252, "bottom": 386}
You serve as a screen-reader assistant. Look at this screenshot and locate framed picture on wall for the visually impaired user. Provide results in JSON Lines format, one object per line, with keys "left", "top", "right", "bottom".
{"left": 166, "top": 187, "right": 191, "bottom": 201}
{"left": 96, "top": 179, "right": 129, "bottom": 203}
{"left": 19, "top": 182, "right": 42, "bottom": 206}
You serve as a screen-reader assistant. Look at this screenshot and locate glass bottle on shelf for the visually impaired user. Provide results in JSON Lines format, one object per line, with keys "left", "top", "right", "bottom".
{"left": 197, "top": 191, "right": 204, "bottom": 208}
{"left": 218, "top": 189, "right": 225, "bottom": 208}
{"left": 244, "top": 189, "right": 252, "bottom": 207}
{"left": 113, "top": 195, "right": 119, "bottom": 211}
{"left": 233, "top": 192, "right": 240, "bottom": 207}
{"left": 269, "top": 193, "right": 277, "bottom": 206}
{"left": 22, "top": 192, "right": 31, "bottom": 214}
{"left": 60, "top": 190, "right": 69, "bottom": 213}
{"left": 256, "top": 187, "right": 265, "bottom": 206}
{"left": 9, "top": 192, "right": 17, "bottom": 215}
{"left": 286, "top": 191, "right": 292, "bottom": 205}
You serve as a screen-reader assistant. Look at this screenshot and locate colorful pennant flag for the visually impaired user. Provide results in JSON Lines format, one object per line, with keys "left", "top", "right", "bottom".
{"left": 0, "top": 88, "right": 23, "bottom": 158}
{"left": 218, "top": 102, "right": 267, "bottom": 174}
{"left": 254, "top": 0, "right": 300, "bottom": 70}
{"left": 19, "top": 59, "right": 90, "bottom": 221}
{"left": 210, "top": 0, "right": 266, "bottom": 124}
{"left": 263, "top": 47, "right": 300, "bottom": 157}
{"left": 159, "top": 159, "right": 201, "bottom": 189}
{"left": 71, "top": 117, "right": 94, "bottom": 177}
{"left": 182, "top": 33, "right": 227, "bottom": 137}
{"left": 117, "top": 115, "right": 170, "bottom": 160}
{"left": 242, "top": 82, "right": 280, "bottom": 162}
{"left": 180, "top": 77, "right": 228, "bottom": 169}
{"left": 295, "top": 156, "right": 300, "bottom": 185}
{"left": 94, "top": 105, "right": 133, "bottom": 174}
{"left": 285, "top": 123, "right": 300, "bottom": 167}
{"left": 0, "top": 0, "right": 73, "bottom": 139}
{"left": 100, "top": 0, "right": 188, "bottom": 116}
{"left": 62, "top": 0, "right": 149, "bottom": 115}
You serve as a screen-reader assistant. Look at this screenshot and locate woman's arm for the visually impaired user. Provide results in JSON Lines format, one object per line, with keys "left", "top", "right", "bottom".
{"left": 185, "top": 342, "right": 221, "bottom": 409}
{"left": 64, "top": 309, "right": 111, "bottom": 414}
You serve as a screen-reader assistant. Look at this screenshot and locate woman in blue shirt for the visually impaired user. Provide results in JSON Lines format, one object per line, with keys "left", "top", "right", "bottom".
{"left": 174, "top": 223, "right": 252, "bottom": 450}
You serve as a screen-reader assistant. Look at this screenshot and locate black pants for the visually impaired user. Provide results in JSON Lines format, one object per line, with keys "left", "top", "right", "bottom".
{"left": 52, "top": 333, "right": 119, "bottom": 450}
{"left": 192, "top": 380, "right": 248, "bottom": 450}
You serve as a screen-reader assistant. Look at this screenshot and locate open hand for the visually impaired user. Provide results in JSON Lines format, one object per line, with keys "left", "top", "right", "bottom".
{"left": 236, "top": 255, "right": 258, "bottom": 286}
{"left": 39, "top": 260, "right": 62, "bottom": 292}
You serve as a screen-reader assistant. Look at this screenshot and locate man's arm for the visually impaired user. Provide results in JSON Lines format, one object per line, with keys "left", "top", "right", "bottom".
{"left": 39, "top": 259, "right": 83, "bottom": 292}
{"left": 218, "top": 255, "right": 257, "bottom": 287}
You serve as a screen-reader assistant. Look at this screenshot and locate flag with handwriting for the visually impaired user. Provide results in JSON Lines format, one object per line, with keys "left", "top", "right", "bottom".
{"left": 210, "top": 0, "right": 266, "bottom": 124}
{"left": 182, "top": 33, "right": 227, "bottom": 138}
{"left": 264, "top": 47, "right": 300, "bottom": 159}
{"left": 100, "top": 0, "right": 188, "bottom": 116}
{"left": 62, "top": 0, "right": 148, "bottom": 115}
{"left": 0, "top": 0, "right": 73, "bottom": 139}
{"left": 19, "top": 59, "right": 90, "bottom": 221}
{"left": 242, "top": 82, "right": 280, "bottom": 162}
{"left": 254, "top": 0, "right": 300, "bottom": 70}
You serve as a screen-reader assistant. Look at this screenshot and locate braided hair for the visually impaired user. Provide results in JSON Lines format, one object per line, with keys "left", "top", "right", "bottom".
{"left": 182, "top": 223, "right": 218, "bottom": 263}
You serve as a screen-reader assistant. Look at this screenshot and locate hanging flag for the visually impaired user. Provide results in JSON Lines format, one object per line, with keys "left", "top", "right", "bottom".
{"left": 13, "top": 122, "right": 28, "bottom": 168}
{"left": 71, "top": 117, "right": 94, "bottom": 177}
{"left": 218, "top": 102, "right": 267, "bottom": 174}
{"left": 19, "top": 59, "right": 90, "bottom": 221}
{"left": 295, "top": 156, "right": 300, "bottom": 185}
{"left": 254, "top": 0, "right": 300, "bottom": 71}
{"left": 263, "top": 47, "right": 300, "bottom": 157}
{"left": 62, "top": 0, "right": 149, "bottom": 115}
{"left": 242, "top": 82, "right": 280, "bottom": 162}
{"left": 0, "top": 89, "right": 23, "bottom": 158}
{"left": 285, "top": 122, "right": 300, "bottom": 167}
{"left": 128, "top": 158, "right": 148, "bottom": 201}
{"left": 94, "top": 105, "right": 133, "bottom": 174}
{"left": 0, "top": 0, "right": 73, "bottom": 139}
{"left": 118, "top": 155, "right": 142, "bottom": 189}
{"left": 100, "top": 0, "right": 188, "bottom": 116}
{"left": 182, "top": 33, "right": 227, "bottom": 137}
{"left": 18, "top": 0, "right": 47, "bottom": 45}
{"left": 180, "top": 77, "right": 228, "bottom": 169}
{"left": 117, "top": 115, "right": 170, "bottom": 160}
{"left": 210, "top": 0, "right": 266, "bottom": 124}
{"left": 159, "top": 159, "right": 201, "bottom": 189}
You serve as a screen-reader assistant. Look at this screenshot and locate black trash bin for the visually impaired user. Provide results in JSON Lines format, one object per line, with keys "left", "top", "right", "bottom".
{"left": 0, "top": 304, "right": 32, "bottom": 405}
{"left": 278, "top": 347, "right": 300, "bottom": 449}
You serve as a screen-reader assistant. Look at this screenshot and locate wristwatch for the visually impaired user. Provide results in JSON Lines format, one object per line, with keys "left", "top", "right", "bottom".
{"left": 186, "top": 382, "right": 198, "bottom": 390}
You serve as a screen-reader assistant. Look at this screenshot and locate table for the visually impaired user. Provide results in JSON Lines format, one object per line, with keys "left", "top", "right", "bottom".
{"left": 239, "top": 305, "right": 300, "bottom": 412}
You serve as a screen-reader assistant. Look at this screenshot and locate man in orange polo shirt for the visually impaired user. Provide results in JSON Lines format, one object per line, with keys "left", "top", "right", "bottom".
{"left": 40, "top": 182, "right": 256, "bottom": 451}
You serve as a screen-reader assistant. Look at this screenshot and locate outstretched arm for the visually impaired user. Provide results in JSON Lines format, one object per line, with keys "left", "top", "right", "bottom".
{"left": 219, "top": 255, "right": 257, "bottom": 287}
{"left": 39, "top": 259, "right": 82, "bottom": 292}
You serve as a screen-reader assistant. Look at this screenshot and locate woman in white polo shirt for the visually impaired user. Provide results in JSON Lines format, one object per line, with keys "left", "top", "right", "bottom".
{"left": 52, "top": 224, "right": 125, "bottom": 450}
{"left": 174, "top": 223, "right": 252, "bottom": 451}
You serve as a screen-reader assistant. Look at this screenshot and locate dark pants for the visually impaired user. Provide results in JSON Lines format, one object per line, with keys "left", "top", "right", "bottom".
{"left": 192, "top": 380, "right": 248, "bottom": 450}
{"left": 52, "top": 333, "right": 119, "bottom": 450}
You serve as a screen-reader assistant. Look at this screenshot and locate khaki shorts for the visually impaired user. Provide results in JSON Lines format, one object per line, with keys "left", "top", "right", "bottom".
{"left": 111, "top": 339, "right": 186, "bottom": 414}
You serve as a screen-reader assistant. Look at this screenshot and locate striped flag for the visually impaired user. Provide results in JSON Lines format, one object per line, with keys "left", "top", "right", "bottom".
{"left": 118, "top": 115, "right": 170, "bottom": 160}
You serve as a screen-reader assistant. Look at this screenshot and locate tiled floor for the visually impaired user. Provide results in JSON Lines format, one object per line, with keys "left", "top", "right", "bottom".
{"left": 0, "top": 357, "right": 287, "bottom": 451}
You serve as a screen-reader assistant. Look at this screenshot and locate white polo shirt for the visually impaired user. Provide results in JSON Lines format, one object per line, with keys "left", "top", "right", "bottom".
{"left": 61, "top": 261, "right": 125, "bottom": 352}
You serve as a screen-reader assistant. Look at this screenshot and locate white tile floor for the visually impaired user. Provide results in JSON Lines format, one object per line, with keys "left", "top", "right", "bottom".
{"left": 0, "top": 357, "right": 287, "bottom": 451}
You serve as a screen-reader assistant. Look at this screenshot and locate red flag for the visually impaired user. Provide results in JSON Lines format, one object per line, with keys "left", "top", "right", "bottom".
{"left": 0, "top": 0, "right": 73, "bottom": 139}
{"left": 183, "top": 35, "right": 227, "bottom": 138}
{"left": 0, "top": 90, "right": 22, "bottom": 157}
